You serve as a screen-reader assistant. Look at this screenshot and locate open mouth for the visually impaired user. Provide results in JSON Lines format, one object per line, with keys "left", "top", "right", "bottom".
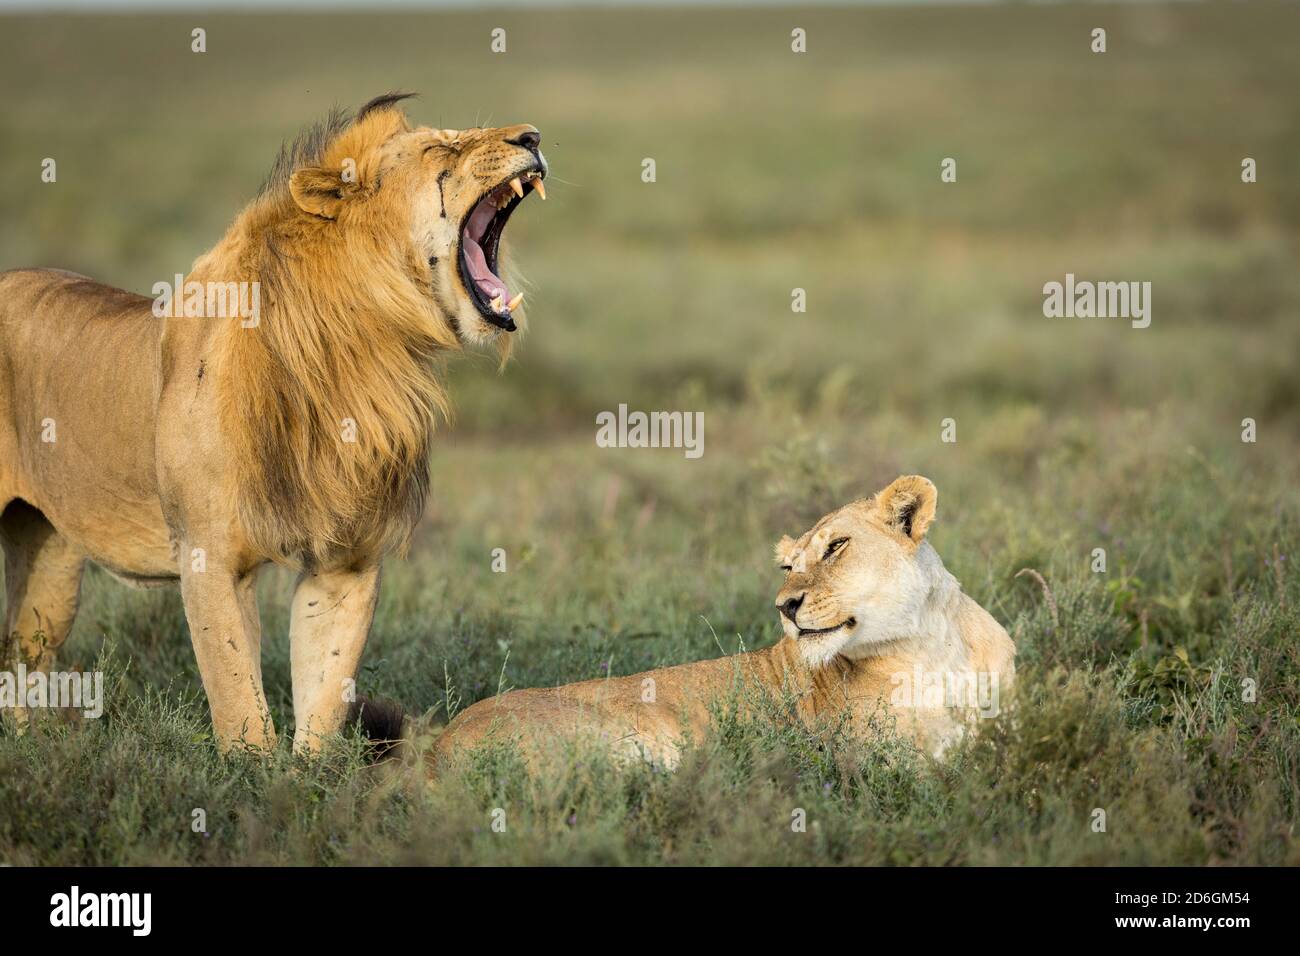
{"left": 797, "top": 617, "right": 856, "bottom": 638}
{"left": 458, "top": 168, "right": 545, "bottom": 332}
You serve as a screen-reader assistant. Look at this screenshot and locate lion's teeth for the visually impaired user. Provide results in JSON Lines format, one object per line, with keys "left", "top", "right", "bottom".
{"left": 507, "top": 292, "right": 524, "bottom": 311}
{"left": 533, "top": 179, "right": 546, "bottom": 200}
{"left": 510, "top": 178, "right": 524, "bottom": 198}
{"left": 490, "top": 294, "right": 503, "bottom": 312}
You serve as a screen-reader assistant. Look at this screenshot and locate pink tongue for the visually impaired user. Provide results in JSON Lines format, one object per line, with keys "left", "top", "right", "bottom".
{"left": 463, "top": 238, "right": 510, "bottom": 303}
{"left": 462, "top": 196, "right": 510, "bottom": 304}
{"left": 466, "top": 197, "right": 496, "bottom": 239}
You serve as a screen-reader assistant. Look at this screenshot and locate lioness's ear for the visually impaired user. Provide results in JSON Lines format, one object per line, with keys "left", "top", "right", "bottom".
{"left": 874, "top": 475, "right": 937, "bottom": 543}
{"left": 289, "top": 166, "right": 347, "bottom": 219}
{"left": 774, "top": 534, "right": 796, "bottom": 566}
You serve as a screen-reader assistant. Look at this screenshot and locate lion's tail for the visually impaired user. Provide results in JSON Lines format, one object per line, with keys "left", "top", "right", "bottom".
{"left": 346, "top": 696, "right": 407, "bottom": 761}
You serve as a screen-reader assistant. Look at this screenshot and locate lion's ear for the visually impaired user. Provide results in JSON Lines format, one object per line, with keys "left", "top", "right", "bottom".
{"left": 874, "top": 475, "right": 937, "bottom": 543}
{"left": 289, "top": 166, "right": 347, "bottom": 219}
{"left": 774, "top": 534, "right": 796, "bottom": 566}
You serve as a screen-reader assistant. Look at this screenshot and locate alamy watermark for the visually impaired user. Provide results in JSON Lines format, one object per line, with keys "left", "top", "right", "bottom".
{"left": 1043, "top": 273, "right": 1151, "bottom": 329}
{"left": 889, "top": 666, "right": 1002, "bottom": 718}
{"left": 596, "top": 404, "right": 704, "bottom": 459}
{"left": 50, "top": 886, "right": 151, "bottom": 936}
{"left": 151, "top": 274, "right": 260, "bottom": 327}
{"left": 0, "top": 664, "right": 103, "bottom": 718}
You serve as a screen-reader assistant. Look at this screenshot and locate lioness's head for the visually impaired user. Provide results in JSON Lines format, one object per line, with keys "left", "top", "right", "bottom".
{"left": 774, "top": 476, "right": 941, "bottom": 667}
{"left": 279, "top": 92, "right": 547, "bottom": 344}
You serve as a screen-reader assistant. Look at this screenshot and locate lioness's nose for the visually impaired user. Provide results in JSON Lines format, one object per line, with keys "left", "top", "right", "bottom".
{"left": 507, "top": 127, "right": 541, "bottom": 152}
{"left": 778, "top": 594, "right": 804, "bottom": 623}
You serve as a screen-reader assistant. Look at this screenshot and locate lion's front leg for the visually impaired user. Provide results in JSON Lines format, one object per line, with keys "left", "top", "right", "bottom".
{"left": 288, "top": 566, "right": 381, "bottom": 754}
{"left": 180, "top": 560, "right": 275, "bottom": 753}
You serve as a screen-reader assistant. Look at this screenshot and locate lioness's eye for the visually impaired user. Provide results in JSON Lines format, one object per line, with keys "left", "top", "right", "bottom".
{"left": 823, "top": 537, "right": 849, "bottom": 559}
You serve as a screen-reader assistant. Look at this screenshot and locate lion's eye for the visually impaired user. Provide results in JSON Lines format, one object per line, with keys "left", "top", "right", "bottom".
{"left": 823, "top": 538, "right": 849, "bottom": 559}
{"left": 780, "top": 564, "right": 792, "bottom": 572}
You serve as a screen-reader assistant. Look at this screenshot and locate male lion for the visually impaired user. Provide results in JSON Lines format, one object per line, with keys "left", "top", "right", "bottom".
{"left": 413, "top": 475, "right": 1015, "bottom": 770}
{"left": 0, "top": 93, "right": 546, "bottom": 752}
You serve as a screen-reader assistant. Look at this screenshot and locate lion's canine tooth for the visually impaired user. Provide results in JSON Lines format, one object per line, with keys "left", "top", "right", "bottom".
{"left": 490, "top": 294, "right": 503, "bottom": 312}
{"left": 507, "top": 292, "right": 524, "bottom": 312}
{"left": 533, "top": 179, "right": 546, "bottom": 200}
{"left": 510, "top": 177, "right": 524, "bottom": 198}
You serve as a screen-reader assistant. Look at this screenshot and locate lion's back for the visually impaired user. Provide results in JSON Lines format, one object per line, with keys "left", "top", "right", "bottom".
{"left": 0, "top": 268, "right": 171, "bottom": 572}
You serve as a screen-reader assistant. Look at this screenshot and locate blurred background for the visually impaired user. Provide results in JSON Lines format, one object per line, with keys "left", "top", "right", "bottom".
{"left": 4, "top": 2, "right": 1297, "bottom": 438}
{"left": 1, "top": 1, "right": 1299, "bottom": 864}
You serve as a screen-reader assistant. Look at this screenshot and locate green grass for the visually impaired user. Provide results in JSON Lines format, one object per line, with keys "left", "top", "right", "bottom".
{"left": 1, "top": 3, "right": 1298, "bottom": 865}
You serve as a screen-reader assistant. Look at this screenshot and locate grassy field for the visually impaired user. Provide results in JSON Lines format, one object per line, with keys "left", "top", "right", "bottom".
{"left": 1, "top": 2, "right": 1298, "bottom": 865}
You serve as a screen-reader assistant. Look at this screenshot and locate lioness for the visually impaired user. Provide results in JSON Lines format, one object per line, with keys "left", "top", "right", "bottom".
{"left": 0, "top": 93, "right": 546, "bottom": 752}
{"left": 422, "top": 476, "right": 1015, "bottom": 769}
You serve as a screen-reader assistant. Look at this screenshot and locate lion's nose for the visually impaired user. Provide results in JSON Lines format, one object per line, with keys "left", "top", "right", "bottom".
{"left": 507, "top": 128, "right": 541, "bottom": 153}
{"left": 778, "top": 594, "right": 805, "bottom": 624}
